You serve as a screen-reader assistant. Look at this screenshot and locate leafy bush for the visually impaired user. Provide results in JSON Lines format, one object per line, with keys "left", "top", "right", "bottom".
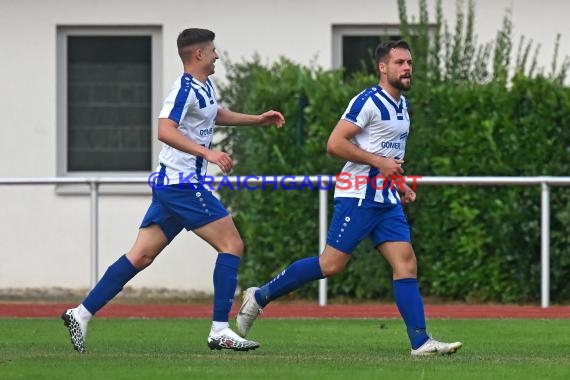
{"left": 217, "top": 0, "right": 570, "bottom": 303}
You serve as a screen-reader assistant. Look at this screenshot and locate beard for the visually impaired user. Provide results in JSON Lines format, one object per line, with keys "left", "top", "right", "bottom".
{"left": 388, "top": 74, "right": 412, "bottom": 91}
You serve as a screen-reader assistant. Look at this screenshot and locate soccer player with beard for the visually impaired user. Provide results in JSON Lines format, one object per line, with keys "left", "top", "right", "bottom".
{"left": 237, "top": 40, "right": 462, "bottom": 356}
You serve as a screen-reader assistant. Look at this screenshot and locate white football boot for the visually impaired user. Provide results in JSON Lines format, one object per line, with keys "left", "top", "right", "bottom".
{"left": 236, "top": 287, "right": 263, "bottom": 337}
{"left": 62, "top": 308, "right": 89, "bottom": 353}
{"left": 207, "top": 327, "right": 261, "bottom": 351}
{"left": 411, "top": 338, "right": 463, "bottom": 357}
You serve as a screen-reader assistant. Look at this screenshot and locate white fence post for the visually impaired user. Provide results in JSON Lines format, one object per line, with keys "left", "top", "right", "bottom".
{"left": 540, "top": 180, "right": 550, "bottom": 308}
{"left": 90, "top": 180, "right": 99, "bottom": 288}
{"left": 318, "top": 185, "right": 328, "bottom": 307}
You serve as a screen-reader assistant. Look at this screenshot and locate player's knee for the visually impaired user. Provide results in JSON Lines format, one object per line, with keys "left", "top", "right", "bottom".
{"left": 320, "top": 260, "right": 346, "bottom": 276}
{"left": 319, "top": 248, "right": 351, "bottom": 276}
{"left": 128, "top": 250, "right": 156, "bottom": 270}
{"left": 231, "top": 237, "right": 244, "bottom": 256}
{"left": 134, "top": 256, "right": 154, "bottom": 270}
{"left": 222, "top": 235, "right": 244, "bottom": 256}
{"left": 394, "top": 254, "right": 417, "bottom": 277}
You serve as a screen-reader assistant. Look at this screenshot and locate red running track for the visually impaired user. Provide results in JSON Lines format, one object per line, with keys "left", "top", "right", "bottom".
{"left": 1, "top": 303, "right": 569, "bottom": 318}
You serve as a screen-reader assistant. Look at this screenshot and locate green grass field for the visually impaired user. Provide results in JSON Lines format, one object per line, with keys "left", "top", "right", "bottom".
{"left": 1, "top": 318, "right": 569, "bottom": 379}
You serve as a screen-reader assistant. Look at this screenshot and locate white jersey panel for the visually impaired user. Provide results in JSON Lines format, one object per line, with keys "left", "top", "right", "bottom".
{"left": 334, "top": 86, "right": 410, "bottom": 204}
{"left": 157, "top": 74, "right": 218, "bottom": 184}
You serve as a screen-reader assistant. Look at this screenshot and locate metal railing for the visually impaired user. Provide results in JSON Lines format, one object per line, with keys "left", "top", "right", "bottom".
{"left": 1, "top": 175, "right": 569, "bottom": 308}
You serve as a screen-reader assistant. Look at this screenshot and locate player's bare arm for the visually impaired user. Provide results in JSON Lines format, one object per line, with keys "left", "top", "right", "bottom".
{"left": 327, "top": 119, "right": 404, "bottom": 177}
{"left": 158, "top": 118, "right": 233, "bottom": 173}
{"left": 216, "top": 108, "right": 285, "bottom": 128}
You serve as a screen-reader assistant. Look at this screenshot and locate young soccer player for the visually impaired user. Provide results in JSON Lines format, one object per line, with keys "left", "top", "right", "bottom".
{"left": 62, "top": 28, "right": 284, "bottom": 353}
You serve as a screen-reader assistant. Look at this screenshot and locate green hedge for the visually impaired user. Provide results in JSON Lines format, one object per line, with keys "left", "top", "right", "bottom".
{"left": 217, "top": 1, "right": 570, "bottom": 303}
{"left": 406, "top": 75, "right": 570, "bottom": 303}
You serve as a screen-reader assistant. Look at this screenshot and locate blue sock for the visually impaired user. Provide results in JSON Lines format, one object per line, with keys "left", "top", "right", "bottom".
{"left": 255, "top": 256, "right": 324, "bottom": 307}
{"left": 82, "top": 255, "right": 139, "bottom": 315}
{"left": 212, "top": 253, "right": 240, "bottom": 322}
{"left": 393, "top": 278, "right": 430, "bottom": 349}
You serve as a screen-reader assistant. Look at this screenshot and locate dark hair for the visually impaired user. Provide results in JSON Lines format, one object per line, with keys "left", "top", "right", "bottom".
{"left": 177, "top": 28, "right": 215, "bottom": 57}
{"left": 374, "top": 40, "right": 411, "bottom": 65}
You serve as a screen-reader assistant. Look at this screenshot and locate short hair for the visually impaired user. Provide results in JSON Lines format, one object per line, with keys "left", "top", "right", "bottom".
{"left": 177, "top": 28, "right": 215, "bottom": 59}
{"left": 374, "top": 40, "right": 411, "bottom": 65}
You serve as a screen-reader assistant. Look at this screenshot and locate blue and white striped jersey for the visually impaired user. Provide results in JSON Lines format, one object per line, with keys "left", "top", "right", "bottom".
{"left": 334, "top": 85, "right": 410, "bottom": 205}
{"left": 157, "top": 73, "right": 218, "bottom": 184}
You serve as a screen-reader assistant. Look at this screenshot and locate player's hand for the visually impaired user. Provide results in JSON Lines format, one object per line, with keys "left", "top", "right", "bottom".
{"left": 400, "top": 187, "right": 416, "bottom": 205}
{"left": 258, "top": 110, "right": 285, "bottom": 128}
{"left": 377, "top": 157, "right": 404, "bottom": 177}
{"left": 205, "top": 150, "right": 233, "bottom": 174}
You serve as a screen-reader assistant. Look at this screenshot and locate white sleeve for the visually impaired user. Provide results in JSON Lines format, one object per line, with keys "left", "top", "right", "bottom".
{"left": 342, "top": 94, "right": 372, "bottom": 129}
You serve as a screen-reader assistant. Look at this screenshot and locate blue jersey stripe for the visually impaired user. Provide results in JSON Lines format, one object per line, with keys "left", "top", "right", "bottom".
{"left": 382, "top": 178, "right": 391, "bottom": 202}
{"left": 168, "top": 76, "right": 192, "bottom": 123}
{"left": 195, "top": 144, "right": 206, "bottom": 180}
{"left": 377, "top": 87, "right": 403, "bottom": 113}
{"left": 365, "top": 167, "right": 379, "bottom": 200}
{"left": 369, "top": 95, "right": 390, "bottom": 120}
{"left": 192, "top": 87, "right": 207, "bottom": 109}
{"left": 345, "top": 88, "right": 375, "bottom": 122}
{"left": 206, "top": 79, "right": 215, "bottom": 104}
{"left": 195, "top": 157, "right": 204, "bottom": 179}
{"left": 156, "top": 163, "right": 167, "bottom": 187}
{"left": 390, "top": 185, "right": 399, "bottom": 202}
{"left": 377, "top": 87, "right": 405, "bottom": 120}
{"left": 365, "top": 168, "right": 400, "bottom": 204}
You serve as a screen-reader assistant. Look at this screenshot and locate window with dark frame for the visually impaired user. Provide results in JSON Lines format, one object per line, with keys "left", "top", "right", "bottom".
{"left": 67, "top": 36, "right": 152, "bottom": 172}
{"left": 342, "top": 34, "right": 402, "bottom": 77}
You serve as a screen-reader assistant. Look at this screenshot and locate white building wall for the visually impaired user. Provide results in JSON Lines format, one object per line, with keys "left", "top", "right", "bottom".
{"left": 0, "top": 0, "right": 568, "bottom": 292}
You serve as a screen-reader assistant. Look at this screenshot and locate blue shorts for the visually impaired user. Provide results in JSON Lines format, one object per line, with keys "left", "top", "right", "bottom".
{"left": 140, "top": 185, "right": 229, "bottom": 242}
{"left": 326, "top": 197, "right": 411, "bottom": 254}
